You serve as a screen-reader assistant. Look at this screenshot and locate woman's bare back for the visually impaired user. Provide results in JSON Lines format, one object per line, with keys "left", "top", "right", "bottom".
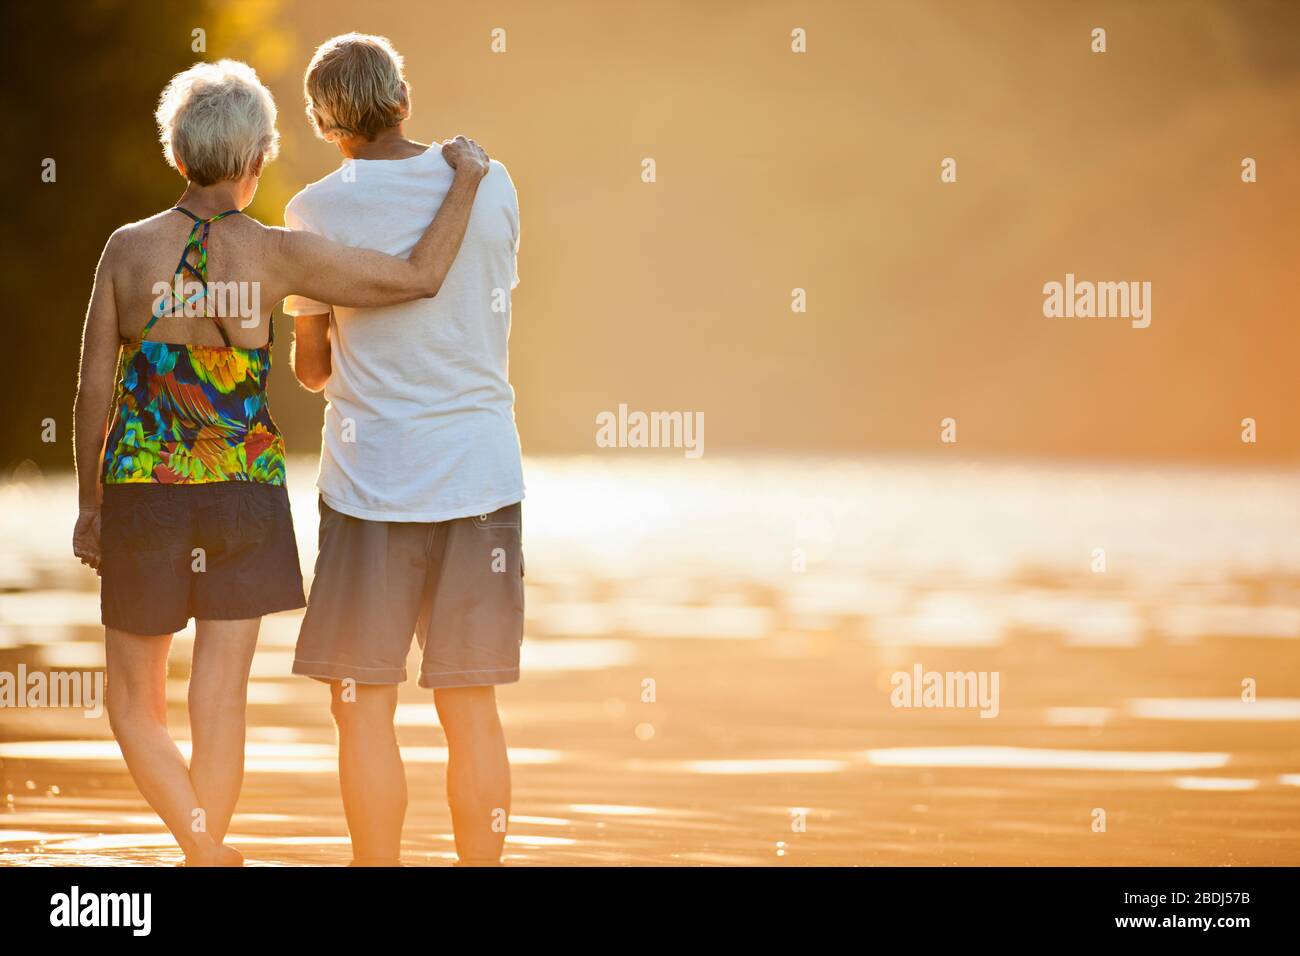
{"left": 109, "top": 209, "right": 281, "bottom": 349}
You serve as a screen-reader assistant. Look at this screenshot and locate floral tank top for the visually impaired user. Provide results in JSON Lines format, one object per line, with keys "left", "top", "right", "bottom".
{"left": 102, "top": 207, "right": 287, "bottom": 485}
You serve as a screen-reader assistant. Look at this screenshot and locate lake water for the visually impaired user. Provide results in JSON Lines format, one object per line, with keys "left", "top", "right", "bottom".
{"left": 2, "top": 455, "right": 1299, "bottom": 865}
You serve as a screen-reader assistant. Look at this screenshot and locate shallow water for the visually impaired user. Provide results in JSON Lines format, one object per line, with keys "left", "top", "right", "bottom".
{"left": 2, "top": 455, "right": 1299, "bottom": 865}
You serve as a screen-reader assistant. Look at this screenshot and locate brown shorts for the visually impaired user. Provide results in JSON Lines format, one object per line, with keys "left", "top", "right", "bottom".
{"left": 101, "top": 482, "right": 305, "bottom": 635}
{"left": 292, "top": 499, "right": 524, "bottom": 689}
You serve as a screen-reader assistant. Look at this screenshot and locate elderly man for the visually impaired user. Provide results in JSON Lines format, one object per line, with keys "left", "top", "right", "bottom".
{"left": 283, "top": 33, "right": 525, "bottom": 867}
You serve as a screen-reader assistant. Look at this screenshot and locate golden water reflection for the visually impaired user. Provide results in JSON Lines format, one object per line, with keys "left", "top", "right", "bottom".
{"left": 3, "top": 456, "right": 1300, "bottom": 865}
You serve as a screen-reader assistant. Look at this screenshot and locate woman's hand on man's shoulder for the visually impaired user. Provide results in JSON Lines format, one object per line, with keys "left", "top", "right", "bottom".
{"left": 442, "top": 135, "right": 490, "bottom": 182}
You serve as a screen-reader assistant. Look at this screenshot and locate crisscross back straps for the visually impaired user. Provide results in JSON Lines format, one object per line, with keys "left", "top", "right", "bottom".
{"left": 141, "top": 207, "right": 243, "bottom": 345}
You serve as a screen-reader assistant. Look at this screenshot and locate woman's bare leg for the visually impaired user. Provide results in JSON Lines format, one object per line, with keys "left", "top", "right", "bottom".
{"left": 189, "top": 617, "right": 261, "bottom": 843}
{"left": 105, "top": 628, "right": 239, "bottom": 865}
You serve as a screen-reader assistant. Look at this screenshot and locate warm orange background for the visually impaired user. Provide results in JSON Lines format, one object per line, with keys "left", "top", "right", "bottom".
{"left": 264, "top": 0, "right": 1300, "bottom": 461}
{"left": 9, "top": 0, "right": 1300, "bottom": 464}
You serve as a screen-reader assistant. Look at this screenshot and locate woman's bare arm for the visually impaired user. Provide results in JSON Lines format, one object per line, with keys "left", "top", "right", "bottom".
{"left": 72, "top": 234, "right": 124, "bottom": 569}
{"left": 269, "top": 137, "right": 488, "bottom": 309}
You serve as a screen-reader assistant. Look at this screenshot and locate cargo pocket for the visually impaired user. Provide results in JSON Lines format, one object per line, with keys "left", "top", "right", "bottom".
{"left": 472, "top": 503, "right": 522, "bottom": 529}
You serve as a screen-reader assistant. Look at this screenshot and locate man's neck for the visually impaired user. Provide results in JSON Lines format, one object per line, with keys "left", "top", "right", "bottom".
{"left": 337, "top": 126, "right": 428, "bottom": 161}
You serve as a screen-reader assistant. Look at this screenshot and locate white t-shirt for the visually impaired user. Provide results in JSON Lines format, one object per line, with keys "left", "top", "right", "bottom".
{"left": 283, "top": 147, "right": 524, "bottom": 522}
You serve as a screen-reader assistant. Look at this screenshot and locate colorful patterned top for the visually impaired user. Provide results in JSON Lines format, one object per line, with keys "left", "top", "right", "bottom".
{"left": 102, "top": 207, "right": 287, "bottom": 485}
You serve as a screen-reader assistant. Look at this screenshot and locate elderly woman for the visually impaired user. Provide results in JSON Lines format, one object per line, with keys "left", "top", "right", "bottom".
{"left": 71, "top": 59, "right": 488, "bottom": 866}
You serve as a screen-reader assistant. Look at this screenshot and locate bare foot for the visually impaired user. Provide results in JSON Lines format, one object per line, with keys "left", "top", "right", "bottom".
{"left": 185, "top": 844, "right": 244, "bottom": 867}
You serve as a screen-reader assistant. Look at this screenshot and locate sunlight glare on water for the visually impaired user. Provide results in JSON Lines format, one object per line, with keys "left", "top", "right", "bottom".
{"left": 3, "top": 455, "right": 1300, "bottom": 865}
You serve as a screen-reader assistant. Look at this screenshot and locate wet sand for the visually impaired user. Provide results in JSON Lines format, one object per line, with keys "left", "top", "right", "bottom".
{"left": 3, "top": 456, "right": 1300, "bottom": 865}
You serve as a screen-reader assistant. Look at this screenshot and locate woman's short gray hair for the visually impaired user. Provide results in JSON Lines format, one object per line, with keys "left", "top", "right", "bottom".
{"left": 155, "top": 60, "right": 280, "bottom": 186}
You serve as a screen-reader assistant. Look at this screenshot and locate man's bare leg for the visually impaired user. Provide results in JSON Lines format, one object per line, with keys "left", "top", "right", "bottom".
{"left": 331, "top": 681, "right": 407, "bottom": 865}
{"left": 434, "top": 685, "right": 510, "bottom": 865}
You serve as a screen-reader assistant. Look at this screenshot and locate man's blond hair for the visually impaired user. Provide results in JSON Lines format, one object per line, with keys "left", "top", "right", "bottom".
{"left": 304, "top": 33, "right": 408, "bottom": 142}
